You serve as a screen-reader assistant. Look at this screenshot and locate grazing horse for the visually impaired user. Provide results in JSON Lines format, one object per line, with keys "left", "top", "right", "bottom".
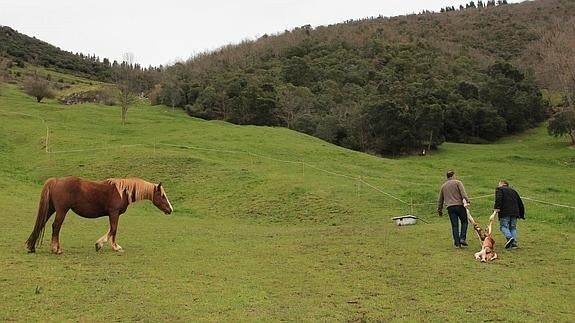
{"left": 26, "top": 176, "right": 173, "bottom": 254}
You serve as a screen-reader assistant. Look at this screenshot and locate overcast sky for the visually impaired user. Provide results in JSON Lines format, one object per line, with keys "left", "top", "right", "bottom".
{"left": 0, "top": 0, "right": 525, "bottom": 67}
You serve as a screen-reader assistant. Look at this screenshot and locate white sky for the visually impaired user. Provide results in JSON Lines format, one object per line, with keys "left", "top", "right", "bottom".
{"left": 0, "top": 0, "right": 525, "bottom": 67}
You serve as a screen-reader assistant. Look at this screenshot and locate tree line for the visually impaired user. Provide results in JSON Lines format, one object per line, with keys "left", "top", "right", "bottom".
{"left": 153, "top": 40, "right": 545, "bottom": 155}
{"left": 441, "top": 0, "right": 508, "bottom": 12}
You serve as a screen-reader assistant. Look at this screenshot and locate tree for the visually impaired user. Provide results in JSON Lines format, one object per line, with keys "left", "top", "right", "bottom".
{"left": 0, "top": 56, "right": 10, "bottom": 95}
{"left": 115, "top": 53, "right": 138, "bottom": 125}
{"left": 159, "top": 74, "right": 184, "bottom": 111}
{"left": 481, "top": 62, "right": 545, "bottom": 134}
{"left": 282, "top": 56, "right": 317, "bottom": 86}
{"left": 532, "top": 17, "right": 575, "bottom": 145}
{"left": 188, "top": 85, "right": 223, "bottom": 120}
{"left": 275, "top": 84, "right": 315, "bottom": 129}
{"left": 364, "top": 98, "right": 443, "bottom": 155}
{"left": 24, "top": 74, "right": 54, "bottom": 103}
{"left": 548, "top": 107, "right": 575, "bottom": 145}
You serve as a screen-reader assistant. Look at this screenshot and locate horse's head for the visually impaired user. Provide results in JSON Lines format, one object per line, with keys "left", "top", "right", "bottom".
{"left": 152, "top": 182, "right": 173, "bottom": 215}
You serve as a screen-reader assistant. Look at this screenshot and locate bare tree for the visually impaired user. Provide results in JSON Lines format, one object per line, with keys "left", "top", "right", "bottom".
{"left": 534, "top": 17, "right": 575, "bottom": 107}
{"left": 275, "top": 84, "right": 315, "bottom": 129}
{"left": 161, "top": 73, "right": 184, "bottom": 112}
{"left": 0, "top": 55, "right": 11, "bottom": 95}
{"left": 532, "top": 17, "right": 575, "bottom": 145}
{"left": 24, "top": 74, "right": 54, "bottom": 103}
{"left": 115, "top": 53, "right": 138, "bottom": 125}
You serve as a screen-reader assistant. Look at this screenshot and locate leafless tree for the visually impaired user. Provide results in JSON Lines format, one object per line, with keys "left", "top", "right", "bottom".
{"left": 532, "top": 17, "right": 575, "bottom": 145}
{"left": 24, "top": 74, "right": 54, "bottom": 103}
{"left": 275, "top": 85, "right": 314, "bottom": 129}
{"left": 533, "top": 17, "right": 575, "bottom": 108}
{"left": 161, "top": 73, "right": 184, "bottom": 112}
{"left": 115, "top": 53, "right": 138, "bottom": 125}
{"left": 0, "top": 55, "right": 11, "bottom": 95}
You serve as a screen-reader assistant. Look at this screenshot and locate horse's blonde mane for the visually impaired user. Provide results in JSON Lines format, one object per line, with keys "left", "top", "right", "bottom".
{"left": 106, "top": 178, "right": 155, "bottom": 203}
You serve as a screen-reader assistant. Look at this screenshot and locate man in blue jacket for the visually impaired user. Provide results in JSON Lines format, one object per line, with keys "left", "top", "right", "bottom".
{"left": 494, "top": 180, "right": 525, "bottom": 249}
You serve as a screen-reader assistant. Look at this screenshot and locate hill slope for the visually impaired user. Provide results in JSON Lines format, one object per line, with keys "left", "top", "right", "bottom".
{"left": 3, "top": 1, "right": 572, "bottom": 155}
{"left": 155, "top": 0, "right": 573, "bottom": 154}
{"left": 0, "top": 25, "right": 112, "bottom": 80}
{"left": 0, "top": 80, "right": 573, "bottom": 321}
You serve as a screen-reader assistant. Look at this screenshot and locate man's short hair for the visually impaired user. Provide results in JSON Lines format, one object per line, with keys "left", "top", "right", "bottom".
{"left": 499, "top": 180, "right": 509, "bottom": 186}
{"left": 446, "top": 170, "right": 455, "bottom": 178}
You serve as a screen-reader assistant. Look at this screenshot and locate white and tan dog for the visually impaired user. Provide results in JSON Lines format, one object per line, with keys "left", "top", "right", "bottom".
{"left": 466, "top": 209, "right": 498, "bottom": 262}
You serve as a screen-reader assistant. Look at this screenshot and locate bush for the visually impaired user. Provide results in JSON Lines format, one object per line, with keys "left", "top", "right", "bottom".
{"left": 23, "top": 77, "right": 54, "bottom": 103}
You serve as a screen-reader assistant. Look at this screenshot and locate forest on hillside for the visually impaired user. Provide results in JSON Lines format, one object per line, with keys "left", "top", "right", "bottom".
{"left": 150, "top": 0, "right": 573, "bottom": 155}
{"left": 1, "top": 0, "right": 574, "bottom": 154}
{"left": 0, "top": 26, "right": 115, "bottom": 81}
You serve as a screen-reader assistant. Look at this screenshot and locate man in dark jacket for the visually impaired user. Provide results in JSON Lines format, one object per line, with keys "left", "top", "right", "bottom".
{"left": 494, "top": 180, "right": 525, "bottom": 249}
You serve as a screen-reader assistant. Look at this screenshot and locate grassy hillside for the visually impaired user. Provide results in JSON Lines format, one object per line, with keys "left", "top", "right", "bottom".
{"left": 0, "top": 83, "right": 573, "bottom": 321}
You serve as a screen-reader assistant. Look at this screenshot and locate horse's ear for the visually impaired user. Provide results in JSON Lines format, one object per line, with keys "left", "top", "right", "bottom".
{"left": 156, "top": 182, "right": 162, "bottom": 191}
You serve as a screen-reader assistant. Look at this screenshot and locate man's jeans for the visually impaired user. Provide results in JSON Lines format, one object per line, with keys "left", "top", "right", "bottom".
{"left": 447, "top": 205, "right": 468, "bottom": 246}
{"left": 500, "top": 216, "right": 518, "bottom": 241}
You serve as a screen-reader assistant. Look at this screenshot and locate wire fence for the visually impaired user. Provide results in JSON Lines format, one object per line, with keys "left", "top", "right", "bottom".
{"left": 3, "top": 110, "right": 574, "bottom": 215}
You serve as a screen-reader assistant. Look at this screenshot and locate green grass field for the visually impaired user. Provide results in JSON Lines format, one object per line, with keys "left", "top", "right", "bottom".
{"left": 1, "top": 82, "right": 573, "bottom": 322}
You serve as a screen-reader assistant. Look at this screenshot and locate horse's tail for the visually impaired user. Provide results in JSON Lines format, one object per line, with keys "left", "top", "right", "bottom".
{"left": 26, "top": 178, "right": 55, "bottom": 252}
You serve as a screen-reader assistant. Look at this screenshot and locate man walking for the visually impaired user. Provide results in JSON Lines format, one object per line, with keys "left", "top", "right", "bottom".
{"left": 494, "top": 180, "right": 525, "bottom": 249}
{"left": 437, "top": 170, "right": 471, "bottom": 248}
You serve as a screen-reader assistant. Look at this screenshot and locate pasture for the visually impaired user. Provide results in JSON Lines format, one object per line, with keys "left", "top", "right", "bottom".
{"left": 0, "top": 83, "right": 573, "bottom": 321}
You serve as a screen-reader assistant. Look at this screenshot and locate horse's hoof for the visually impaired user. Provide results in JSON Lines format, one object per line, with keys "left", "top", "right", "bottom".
{"left": 95, "top": 243, "right": 102, "bottom": 252}
{"left": 52, "top": 249, "right": 63, "bottom": 255}
{"left": 27, "top": 248, "right": 36, "bottom": 253}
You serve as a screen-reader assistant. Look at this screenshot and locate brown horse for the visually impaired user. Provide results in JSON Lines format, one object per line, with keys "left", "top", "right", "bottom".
{"left": 26, "top": 176, "right": 173, "bottom": 254}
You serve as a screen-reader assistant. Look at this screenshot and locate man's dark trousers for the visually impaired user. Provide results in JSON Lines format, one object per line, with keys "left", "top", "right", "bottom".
{"left": 447, "top": 205, "right": 468, "bottom": 247}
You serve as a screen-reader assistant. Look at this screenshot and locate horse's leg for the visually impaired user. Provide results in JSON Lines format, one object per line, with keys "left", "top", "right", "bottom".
{"left": 108, "top": 213, "right": 123, "bottom": 252}
{"left": 51, "top": 208, "right": 68, "bottom": 254}
{"left": 95, "top": 229, "right": 111, "bottom": 251}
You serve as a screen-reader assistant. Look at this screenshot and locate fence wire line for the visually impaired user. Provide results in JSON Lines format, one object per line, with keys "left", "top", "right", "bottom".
{"left": 522, "top": 197, "right": 575, "bottom": 210}
{"left": 46, "top": 140, "right": 410, "bottom": 204}
{"left": 157, "top": 143, "right": 245, "bottom": 156}
{"left": 49, "top": 144, "right": 147, "bottom": 154}
{"left": 47, "top": 141, "right": 575, "bottom": 210}
{"left": 4, "top": 109, "right": 573, "bottom": 211}
{"left": 359, "top": 179, "right": 409, "bottom": 204}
